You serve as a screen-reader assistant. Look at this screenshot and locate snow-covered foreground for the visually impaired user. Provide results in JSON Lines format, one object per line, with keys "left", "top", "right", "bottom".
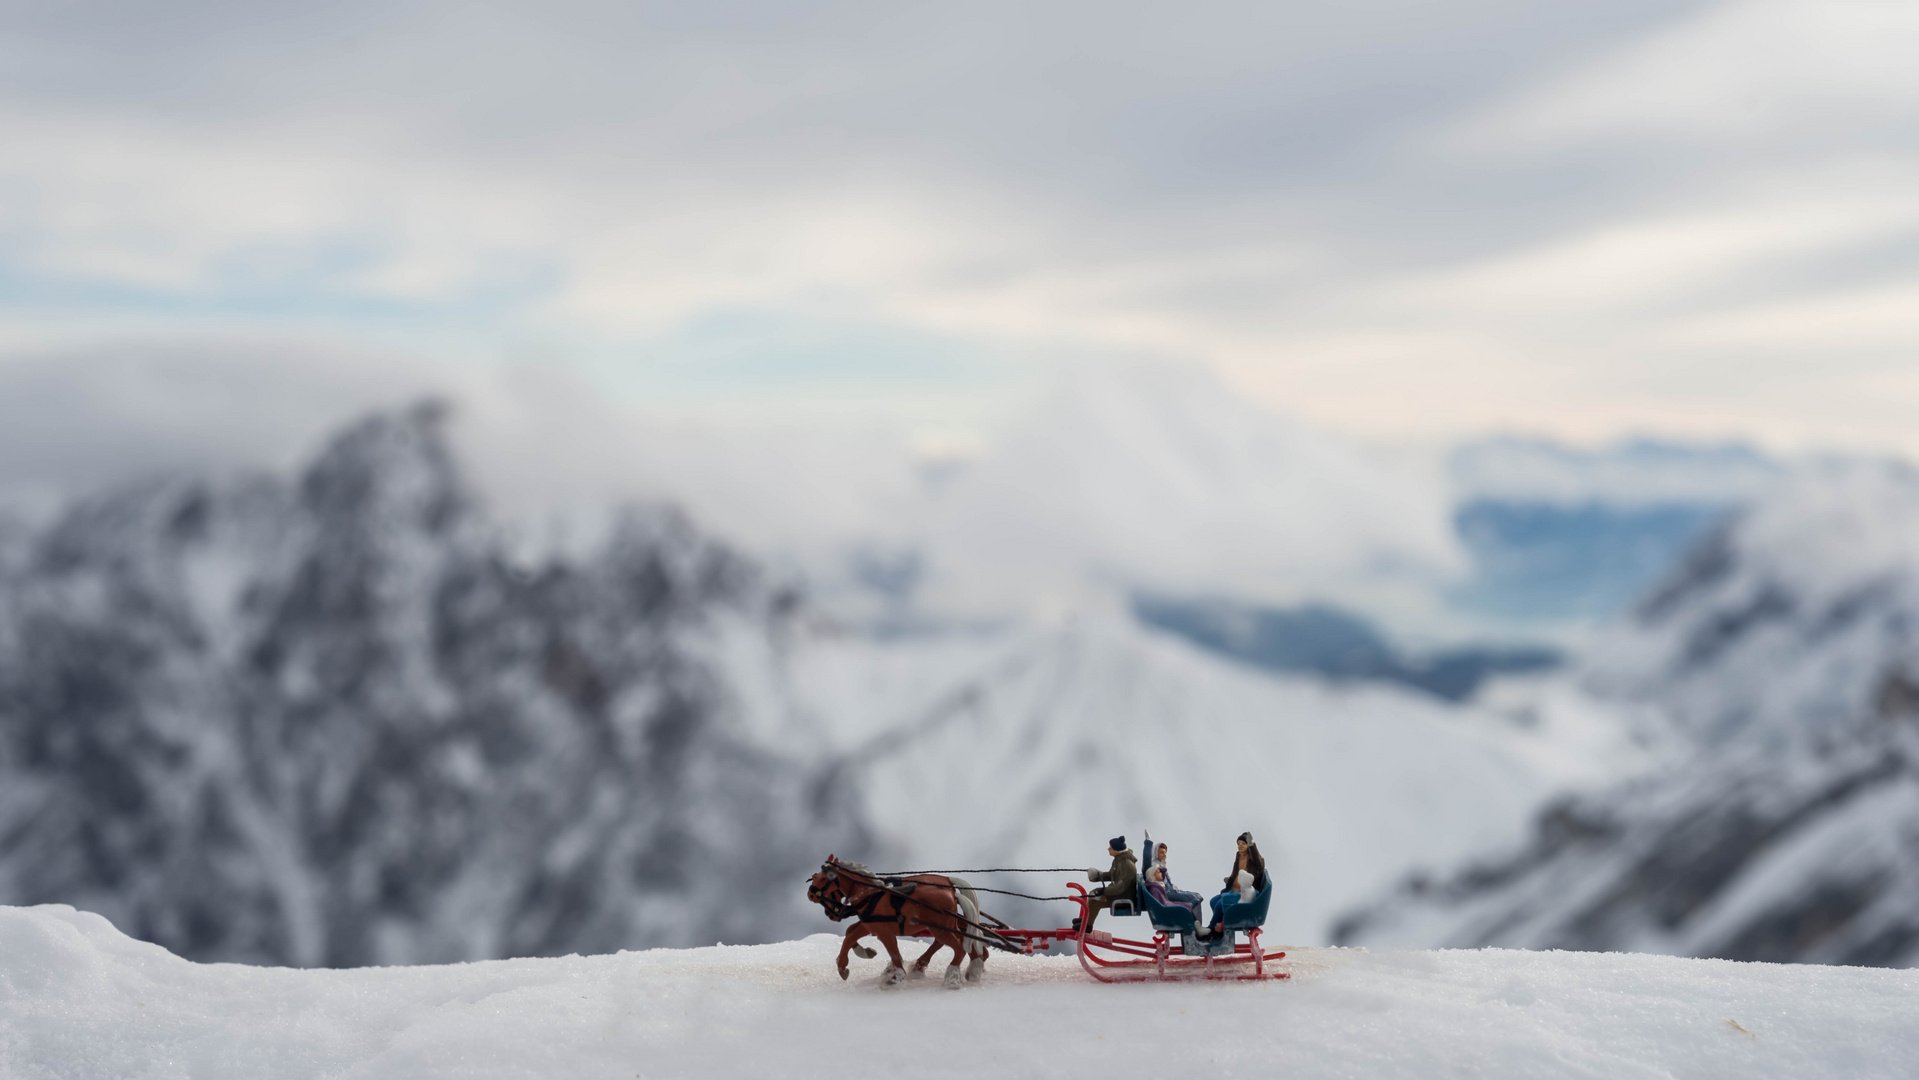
{"left": 7, "top": 905, "right": 1913, "bottom": 1079}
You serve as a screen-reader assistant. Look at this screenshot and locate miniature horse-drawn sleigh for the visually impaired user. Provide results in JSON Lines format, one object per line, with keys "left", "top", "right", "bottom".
{"left": 806, "top": 852, "right": 1288, "bottom": 985}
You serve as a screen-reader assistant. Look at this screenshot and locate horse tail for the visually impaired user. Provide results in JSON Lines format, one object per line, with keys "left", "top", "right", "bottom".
{"left": 950, "top": 876, "right": 987, "bottom": 960}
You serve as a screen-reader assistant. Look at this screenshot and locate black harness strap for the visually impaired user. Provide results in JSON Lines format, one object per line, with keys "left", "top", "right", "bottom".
{"left": 852, "top": 885, "right": 903, "bottom": 927}
{"left": 823, "top": 863, "right": 1026, "bottom": 954}
{"left": 813, "top": 872, "right": 907, "bottom": 927}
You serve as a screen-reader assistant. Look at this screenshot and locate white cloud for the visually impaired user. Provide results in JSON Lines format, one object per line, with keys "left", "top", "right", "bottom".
{"left": 1383, "top": 181, "right": 1919, "bottom": 326}
{"left": 5, "top": 0, "right": 1919, "bottom": 459}
{"left": 0, "top": 342, "right": 445, "bottom": 518}
{"left": 1449, "top": 0, "right": 1919, "bottom": 150}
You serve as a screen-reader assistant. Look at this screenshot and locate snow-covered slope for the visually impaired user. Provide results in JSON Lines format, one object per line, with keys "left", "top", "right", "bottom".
{"left": 1339, "top": 463, "right": 1919, "bottom": 966}
{"left": 0, "top": 404, "right": 867, "bottom": 967}
{"left": 6, "top": 903, "right": 1915, "bottom": 1080}
{"left": 786, "top": 617, "right": 1638, "bottom": 940}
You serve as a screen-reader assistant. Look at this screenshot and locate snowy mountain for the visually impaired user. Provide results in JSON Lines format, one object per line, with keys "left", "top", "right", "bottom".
{"left": 0, "top": 394, "right": 1669, "bottom": 970}
{"left": 783, "top": 615, "right": 1633, "bottom": 941}
{"left": 8, "top": 903, "right": 1917, "bottom": 1079}
{"left": 0, "top": 403, "right": 868, "bottom": 967}
{"left": 1336, "top": 463, "right": 1919, "bottom": 966}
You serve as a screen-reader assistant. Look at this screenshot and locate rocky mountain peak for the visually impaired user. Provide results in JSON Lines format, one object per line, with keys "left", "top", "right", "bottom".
{"left": 298, "top": 399, "right": 469, "bottom": 539}
{"left": 0, "top": 403, "right": 869, "bottom": 968}
{"left": 1579, "top": 462, "right": 1919, "bottom": 748}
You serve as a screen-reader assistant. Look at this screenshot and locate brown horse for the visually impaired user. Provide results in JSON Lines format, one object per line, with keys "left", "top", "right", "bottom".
{"left": 807, "top": 856, "right": 989, "bottom": 988}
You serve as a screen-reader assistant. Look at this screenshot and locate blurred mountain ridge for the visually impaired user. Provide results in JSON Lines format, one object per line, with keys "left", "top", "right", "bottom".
{"left": 0, "top": 396, "right": 1635, "bottom": 962}
{"left": 1443, "top": 435, "right": 1790, "bottom": 626}
{"left": 0, "top": 401, "right": 870, "bottom": 967}
{"left": 0, "top": 357, "right": 1799, "bottom": 647}
{"left": 1335, "top": 462, "right": 1919, "bottom": 966}
{"left": 0, "top": 384, "right": 1861, "bottom": 967}
{"left": 1448, "top": 435, "right": 1783, "bottom": 507}
{"left": 1131, "top": 594, "right": 1561, "bottom": 701}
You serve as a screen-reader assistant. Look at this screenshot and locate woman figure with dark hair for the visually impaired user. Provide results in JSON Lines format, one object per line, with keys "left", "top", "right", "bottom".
{"left": 1200, "top": 832, "right": 1266, "bottom": 938}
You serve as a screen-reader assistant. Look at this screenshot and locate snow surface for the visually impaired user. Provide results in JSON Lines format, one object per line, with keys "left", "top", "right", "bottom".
{"left": 6, "top": 903, "right": 1915, "bottom": 1080}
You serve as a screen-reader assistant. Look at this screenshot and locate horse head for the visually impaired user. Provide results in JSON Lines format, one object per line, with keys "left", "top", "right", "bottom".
{"left": 808, "top": 857, "right": 858, "bottom": 921}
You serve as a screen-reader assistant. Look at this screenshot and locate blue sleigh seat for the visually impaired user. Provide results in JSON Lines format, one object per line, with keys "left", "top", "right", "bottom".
{"left": 1220, "top": 876, "right": 1273, "bottom": 931}
{"left": 1135, "top": 873, "right": 1271, "bottom": 935}
{"left": 1121, "top": 835, "right": 1271, "bottom": 940}
{"left": 1141, "top": 880, "right": 1199, "bottom": 933}
{"left": 1133, "top": 874, "right": 1272, "bottom": 938}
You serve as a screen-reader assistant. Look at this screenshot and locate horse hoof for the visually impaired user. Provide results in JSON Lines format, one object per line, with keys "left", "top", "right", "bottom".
{"left": 943, "top": 966, "right": 964, "bottom": 989}
{"left": 966, "top": 956, "right": 986, "bottom": 983}
{"left": 852, "top": 946, "right": 877, "bottom": 960}
{"left": 839, "top": 967, "right": 849, "bottom": 981}
{"left": 907, "top": 966, "right": 926, "bottom": 980}
{"left": 881, "top": 965, "right": 907, "bottom": 987}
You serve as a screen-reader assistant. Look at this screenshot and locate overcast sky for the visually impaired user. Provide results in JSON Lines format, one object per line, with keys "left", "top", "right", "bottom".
{"left": 4, "top": 0, "right": 1919, "bottom": 483}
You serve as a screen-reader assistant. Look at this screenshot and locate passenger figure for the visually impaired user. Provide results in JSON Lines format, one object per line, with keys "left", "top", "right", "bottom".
{"left": 1075, "top": 835, "right": 1137, "bottom": 934}
{"left": 1203, "top": 832, "right": 1267, "bottom": 938}
{"left": 1143, "top": 841, "right": 1207, "bottom": 930}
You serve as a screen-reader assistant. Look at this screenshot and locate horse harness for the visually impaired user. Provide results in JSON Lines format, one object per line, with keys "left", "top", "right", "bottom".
{"left": 814, "top": 862, "right": 1023, "bottom": 954}
{"left": 814, "top": 869, "right": 919, "bottom": 927}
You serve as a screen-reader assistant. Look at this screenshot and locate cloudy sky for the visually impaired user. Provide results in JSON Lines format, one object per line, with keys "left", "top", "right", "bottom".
{"left": 4, "top": 0, "right": 1919, "bottom": 484}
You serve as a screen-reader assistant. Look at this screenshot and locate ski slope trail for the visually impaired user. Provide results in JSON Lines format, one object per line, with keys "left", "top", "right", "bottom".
{"left": 6, "top": 905, "right": 1913, "bottom": 1079}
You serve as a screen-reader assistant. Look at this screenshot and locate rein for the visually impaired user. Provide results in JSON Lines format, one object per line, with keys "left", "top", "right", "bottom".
{"left": 817, "top": 862, "right": 1027, "bottom": 954}
{"left": 811, "top": 870, "right": 906, "bottom": 926}
{"left": 810, "top": 865, "right": 1076, "bottom": 903}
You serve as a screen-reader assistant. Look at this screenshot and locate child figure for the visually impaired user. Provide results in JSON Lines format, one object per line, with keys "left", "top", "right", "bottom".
{"left": 1143, "top": 840, "right": 1207, "bottom": 931}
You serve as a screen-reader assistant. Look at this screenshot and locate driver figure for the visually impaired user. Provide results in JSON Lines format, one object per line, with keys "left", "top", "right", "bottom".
{"left": 1074, "top": 835, "right": 1137, "bottom": 934}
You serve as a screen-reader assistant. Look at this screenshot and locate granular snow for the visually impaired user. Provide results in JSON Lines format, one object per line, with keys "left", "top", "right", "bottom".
{"left": 3, "top": 904, "right": 1912, "bottom": 1079}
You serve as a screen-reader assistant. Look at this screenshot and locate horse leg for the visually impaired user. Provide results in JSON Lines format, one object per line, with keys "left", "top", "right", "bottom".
{"left": 836, "top": 924, "right": 875, "bottom": 982}
{"left": 909, "top": 939, "right": 941, "bottom": 978}
{"left": 938, "top": 930, "right": 966, "bottom": 989}
{"left": 951, "top": 879, "right": 988, "bottom": 983}
{"left": 875, "top": 928, "right": 908, "bottom": 986}
{"left": 847, "top": 922, "right": 877, "bottom": 960}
